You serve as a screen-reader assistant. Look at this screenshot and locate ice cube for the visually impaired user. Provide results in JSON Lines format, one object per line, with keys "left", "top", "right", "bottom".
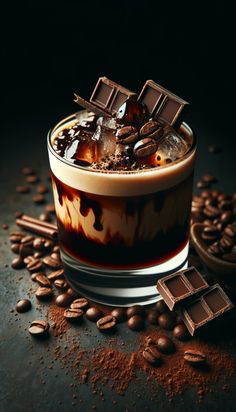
{"left": 92, "top": 125, "right": 116, "bottom": 160}
{"left": 97, "top": 116, "right": 117, "bottom": 130}
{"left": 157, "top": 129, "right": 189, "bottom": 161}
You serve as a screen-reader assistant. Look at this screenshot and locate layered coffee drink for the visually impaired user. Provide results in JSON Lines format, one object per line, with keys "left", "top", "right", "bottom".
{"left": 48, "top": 77, "right": 196, "bottom": 305}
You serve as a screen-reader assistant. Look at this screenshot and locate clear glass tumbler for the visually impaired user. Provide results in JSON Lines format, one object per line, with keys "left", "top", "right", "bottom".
{"left": 47, "top": 110, "right": 196, "bottom": 306}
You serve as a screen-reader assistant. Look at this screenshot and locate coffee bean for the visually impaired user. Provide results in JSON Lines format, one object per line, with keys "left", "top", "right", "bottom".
{"left": 222, "top": 252, "right": 236, "bottom": 263}
{"left": 24, "top": 255, "right": 35, "bottom": 264}
{"left": 218, "top": 193, "right": 231, "bottom": 202}
{"left": 31, "top": 272, "right": 44, "bottom": 281}
{"left": 142, "top": 345, "right": 162, "bottom": 366}
{"left": 202, "top": 174, "right": 217, "bottom": 184}
{"left": 28, "top": 320, "right": 49, "bottom": 336}
{"left": 11, "top": 243, "right": 20, "bottom": 254}
{"left": 97, "top": 315, "right": 117, "bottom": 331}
{"left": 224, "top": 224, "right": 236, "bottom": 239}
{"left": 54, "top": 279, "right": 68, "bottom": 290}
{"left": 203, "top": 206, "right": 221, "bottom": 219}
{"left": 34, "top": 251, "right": 45, "bottom": 259}
{"left": 25, "top": 174, "right": 39, "bottom": 184}
{"left": 86, "top": 307, "right": 103, "bottom": 322}
{"left": 156, "top": 336, "right": 175, "bottom": 354}
{"left": 197, "top": 180, "right": 209, "bottom": 189}
{"left": 19, "top": 243, "right": 34, "bottom": 259}
{"left": 32, "top": 194, "right": 45, "bottom": 204}
{"left": 21, "top": 235, "right": 34, "bottom": 245}
{"left": 204, "top": 197, "right": 217, "bottom": 207}
{"left": 43, "top": 256, "right": 61, "bottom": 269}
{"left": 39, "top": 212, "right": 51, "bottom": 222}
{"left": 200, "top": 189, "right": 212, "bottom": 198}
{"left": 207, "top": 243, "right": 222, "bottom": 257}
{"left": 71, "top": 298, "right": 89, "bottom": 311}
{"left": 50, "top": 252, "right": 61, "bottom": 262}
{"left": 11, "top": 256, "right": 25, "bottom": 269}
{"left": 201, "top": 225, "right": 220, "bottom": 243}
{"left": 67, "top": 288, "right": 79, "bottom": 298}
{"left": 33, "top": 238, "right": 46, "bottom": 250}
{"left": 16, "top": 299, "right": 31, "bottom": 313}
{"left": 116, "top": 126, "right": 139, "bottom": 144}
{"left": 144, "top": 336, "right": 156, "bottom": 346}
{"left": 219, "top": 200, "right": 233, "bottom": 211}
{"left": 64, "top": 308, "right": 84, "bottom": 322}
{"left": 9, "top": 233, "right": 24, "bottom": 243}
{"left": 110, "top": 307, "right": 127, "bottom": 323}
{"left": 221, "top": 211, "right": 232, "bottom": 224}
{"left": 134, "top": 138, "right": 157, "bottom": 159}
{"left": 172, "top": 323, "right": 190, "bottom": 341}
{"left": 22, "top": 167, "right": 35, "bottom": 175}
{"left": 35, "top": 274, "right": 51, "bottom": 287}
{"left": 55, "top": 293, "right": 73, "bottom": 307}
{"left": 35, "top": 286, "right": 53, "bottom": 300}
{"left": 36, "top": 184, "right": 48, "bottom": 194}
{"left": 147, "top": 309, "right": 159, "bottom": 325}
{"left": 184, "top": 349, "right": 206, "bottom": 365}
{"left": 16, "top": 185, "right": 30, "bottom": 194}
{"left": 219, "top": 236, "right": 234, "bottom": 251}
{"left": 140, "top": 120, "right": 163, "bottom": 140}
{"left": 47, "top": 268, "right": 64, "bottom": 281}
{"left": 127, "top": 315, "right": 144, "bottom": 331}
{"left": 45, "top": 204, "right": 55, "bottom": 213}
{"left": 155, "top": 300, "right": 169, "bottom": 313}
{"left": 44, "top": 239, "right": 54, "bottom": 249}
{"left": 158, "top": 313, "right": 176, "bottom": 330}
{"left": 26, "top": 258, "right": 44, "bottom": 273}
{"left": 53, "top": 245, "right": 60, "bottom": 253}
{"left": 126, "top": 305, "right": 145, "bottom": 319}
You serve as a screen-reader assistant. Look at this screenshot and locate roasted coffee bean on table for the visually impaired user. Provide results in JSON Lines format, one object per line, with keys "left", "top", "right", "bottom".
{"left": 16, "top": 185, "right": 30, "bottom": 194}
{"left": 142, "top": 345, "right": 162, "bottom": 366}
{"left": 21, "top": 167, "right": 35, "bottom": 175}
{"left": 11, "top": 243, "right": 20, "bottom": 254}
{"left": 28, "top": 320, "right": 49, "bottom": 336}
{"left": 43, "top": 256, "right": 61, "bottom": 269}
{"left": 70, "top": 298, "right": 89, "bottom": 311}
{"left": 156, "top": 336, "right": 176, "bottom": 354}
{"left": 26, "top": 258, "right": 44, "bottom": 273}
{"left": 55, "top": 293, "right": 73, "bottom": 307}
{"left": 110, "top": 307, "right": 127, "bottom": 323}
{"left": 39, "top": 212, "right": 51, "bottom": 222}
{"left": 64, "top": 308, "right": 84, "bottom": 322}
{"left": 54, "top": 279, "right": 68, "bottom": 290}
{"left": 97, "top": 315, "right": 117, "bottom": 332}
{"left": 35, "top": 286, "right": 53, "bottom": 300}
{"left": 32, "top": 194, "right": 45, "bottom": 204}
{"left": 127, "top": 315, "right": 144, "bottom": 331}
{"left": 25, "top": 174, "right": 39, "bottom": 184}
{"left": 67, "top": 287, "right": 79, "bottom": 298}
{"left": 126, "top": 305, "right": 145, "bottom": 318}
{"left": 47, "top": 269, "right": 64, "bottom": 281}
{"left": 11, "top": 256, "right": 25, "bottom": 269}
{"left": 16, "top": 299, "right": 31, "bottom": 313}
{"left": 86, "top": 307, "right": 103, "bottom": 322}
{"left": 35, "top": 274, "right": 51, "bottom": 287}
{"left": 9, "top": 232, "right": 24, "bottom": 243}
{"left": 184, "top": 349, "right": 206, "bottom": 365}
{"left": 36, "top": 184, "right": 49, "bottom": 194}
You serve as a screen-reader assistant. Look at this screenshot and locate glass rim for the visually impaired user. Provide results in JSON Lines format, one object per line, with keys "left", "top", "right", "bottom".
{"left": 47, "top": 111, "right": 197, "bottom": 176}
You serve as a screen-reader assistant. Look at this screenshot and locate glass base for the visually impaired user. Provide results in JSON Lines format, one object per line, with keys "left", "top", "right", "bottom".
{"left": 62, "top": 243, "right": 189, "bottom": 307}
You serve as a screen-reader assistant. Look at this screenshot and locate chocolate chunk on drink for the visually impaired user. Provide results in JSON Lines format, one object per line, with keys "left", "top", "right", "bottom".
{"left": 90, "top": 76, "right": 137, "bottom": 115}
{"left": 74, "top": 94, "right": 110, "bottom": 118}
{"left": 138, "top": 79, "right": 189, "bottom": 128}
{"left": 181, "top": 284, "right": 234, "bottom": 336}
{"left": 156, "top": 267, "right": 209, "bottom": 310}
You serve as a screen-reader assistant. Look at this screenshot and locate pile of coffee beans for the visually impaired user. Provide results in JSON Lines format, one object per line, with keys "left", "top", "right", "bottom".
{"left": 192, "top": 184, "right": 236, "bottom": 262}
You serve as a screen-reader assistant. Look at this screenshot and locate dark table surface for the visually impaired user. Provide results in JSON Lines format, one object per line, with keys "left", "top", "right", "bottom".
{"left": 1, "top": 105, "right": 236, "bottom": 412}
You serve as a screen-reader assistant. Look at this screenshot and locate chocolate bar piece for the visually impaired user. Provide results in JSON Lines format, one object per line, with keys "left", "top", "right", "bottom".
{"left": 90, "top": 77, "right": 137, "bottom": 115}
{"left": 73, "top": 94, "right": 111, "bottom": 118}
{"left": 181, "top": 284, "right": 234, "bottom": 336}
{"left": 138, "top": 80, "right": 189, "bottom": 128}
{"left": 156, "top": 267, "right": 208, "bottom": 310}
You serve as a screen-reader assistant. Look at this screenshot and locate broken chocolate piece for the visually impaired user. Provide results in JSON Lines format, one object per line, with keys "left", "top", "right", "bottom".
{"left": 73, "top": 94, "right": 111, "bottom": 118}
{"left": 181, "top": 284, "right": 234, "bottom": 336}
{"left": 156, "top": 267, "right": 208, "bottom": 310}
{"left": 90, "top": 77, "right": 137, "bottom": 115}
{"left": 138, "top": 79, "right": 189, "bottom": 128}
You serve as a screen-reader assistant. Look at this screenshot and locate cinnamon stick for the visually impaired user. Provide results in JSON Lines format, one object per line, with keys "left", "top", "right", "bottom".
{"left": 16, "top": 219, "right": 58, "bottom": 239}
{"left": 20, "top": 214, "right": 58, "bottom": 230}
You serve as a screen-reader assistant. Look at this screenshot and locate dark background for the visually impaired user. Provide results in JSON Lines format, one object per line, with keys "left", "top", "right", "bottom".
{"left": 2, "top": 0, "right": 235, "bottom": 144}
